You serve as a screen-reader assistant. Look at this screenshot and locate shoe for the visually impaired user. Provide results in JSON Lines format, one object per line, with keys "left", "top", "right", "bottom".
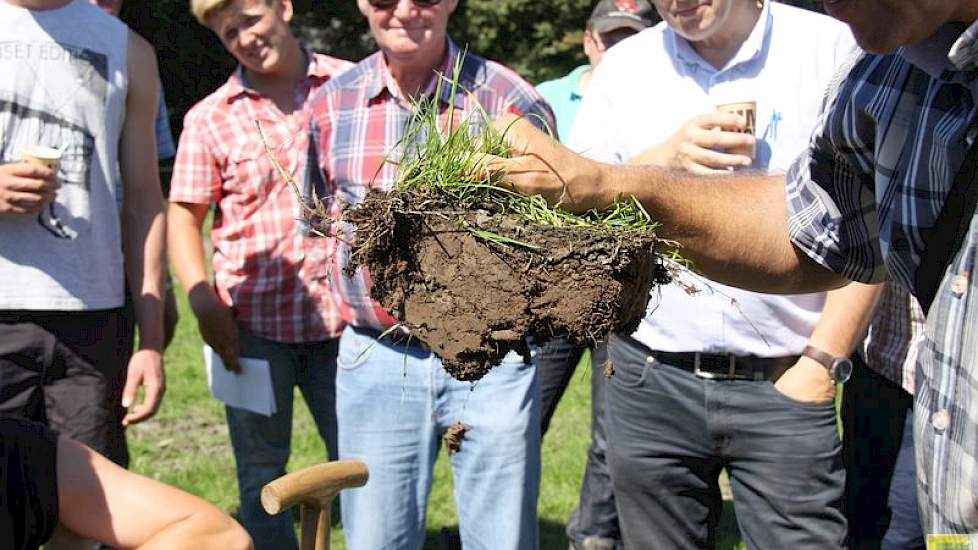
{"left": 569, "top": 536, "right": 619, "bottom": 550}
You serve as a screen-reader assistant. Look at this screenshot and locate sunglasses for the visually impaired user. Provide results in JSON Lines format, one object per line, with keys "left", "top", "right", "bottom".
{"left": 367, "top": 0, "right": 442, "bottom": 8}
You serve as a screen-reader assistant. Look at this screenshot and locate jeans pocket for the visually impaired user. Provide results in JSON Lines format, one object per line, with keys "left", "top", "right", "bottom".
{"left": 763, "top": 381, "right": 836, "bottom": 410}
{"left": 337, "top": 330, "right": 373, "bottom": 371}
{"left": 609, "top": 357, "right": 650, "bottom": 388}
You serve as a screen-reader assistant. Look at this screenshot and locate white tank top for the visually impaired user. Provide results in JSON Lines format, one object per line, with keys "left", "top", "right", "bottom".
{"left": 0, "top": 0, "right": 129, "bottom": 310}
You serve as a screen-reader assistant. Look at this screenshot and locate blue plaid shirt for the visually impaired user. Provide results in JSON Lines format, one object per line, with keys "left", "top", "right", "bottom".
{"left": 787, "top": 21, "right": 978, "bottom": 535}
{"left": 309, "top": 40, "right": 556, "bottom": 331}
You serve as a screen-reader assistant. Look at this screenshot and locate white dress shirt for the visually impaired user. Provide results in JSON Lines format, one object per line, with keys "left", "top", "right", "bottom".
{"left": 569, "top": 1, "right": 856, "bottom": 356}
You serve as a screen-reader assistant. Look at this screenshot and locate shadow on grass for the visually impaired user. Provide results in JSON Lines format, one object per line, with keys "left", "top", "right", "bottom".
{"left": 419, "top": 502, "right": 743, "bottom": 550}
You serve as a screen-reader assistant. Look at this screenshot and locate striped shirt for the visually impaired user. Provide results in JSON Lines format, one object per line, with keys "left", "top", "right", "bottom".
{"left": 786, "top": 21, "right": 978, "bottom": 535}
{"left": 309, "top": 40, "right": 556, "bottom": 331}
{"left": 170, "top": 52, "right": 352, "bottom": 343}
{"left": 861, "top": 282, "right": 925, "bottom": 395}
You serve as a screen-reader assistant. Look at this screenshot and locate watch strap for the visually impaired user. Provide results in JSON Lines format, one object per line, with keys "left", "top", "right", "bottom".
{"left": 801, "top": 345, "right": 836, "bottom": 370}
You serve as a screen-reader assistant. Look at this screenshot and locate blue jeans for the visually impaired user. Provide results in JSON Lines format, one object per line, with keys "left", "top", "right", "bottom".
{"left": 566, "top": 343, "right": 620, "bottom": 547}
{"left": 605, "top": 335, "right": 846, "bottom": 550}
{"left": 842, "top": 359, "right": 923, "bottom": 550}
{"left": 881, "top": 412, "right": 924, "bottom": 550}
{"left": 225, "top": 328, "right": 339, "bottom": 550}
{"left": 336, "top": 326, "right": 541, "bottom": 550}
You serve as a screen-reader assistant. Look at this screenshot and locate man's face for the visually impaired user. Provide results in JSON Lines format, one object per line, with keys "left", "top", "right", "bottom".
{"left": 89, "top": 0, "right": 123, "bottom": 16}
{"left": 822, "top": 0, "right": 963, "bottom": 54}
{"left": 652, "top": 0, "right": 737, "bottom": 43}
{"left": 358, "top": 0, "right": 459, "bottom": 64}
{"left": 584, "top": 27, "right": 640, "bottom": 67}
{"left": 209, "top": 0, "right": 295, "bottom": 75}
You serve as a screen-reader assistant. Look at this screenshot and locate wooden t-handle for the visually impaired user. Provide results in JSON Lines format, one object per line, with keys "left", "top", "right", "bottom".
{"left": 261, "top": 460, "right": 369, "bottom": 550}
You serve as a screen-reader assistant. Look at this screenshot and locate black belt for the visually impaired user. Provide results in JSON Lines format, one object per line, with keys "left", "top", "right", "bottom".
{"left": 648, "top": 350, "right": 797, "bottom": 381}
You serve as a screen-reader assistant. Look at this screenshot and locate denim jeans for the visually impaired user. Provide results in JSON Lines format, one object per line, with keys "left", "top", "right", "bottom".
{"left": 537, "top": 335, "right": 584, "bottom": 435}
{"left": 605, "top": 334, "right": 846, "bottom": 550}
{"left": 881, "top": 413, "right": 924, "bottom": 550}
{"left": 336, "top": 326, "right": 541, "bottom": 550}
{"left": 566, "top": 343, "right": 620, "bottom": 547}
{"left": 225, "top": 328, "right": 339, "bottom": 550}
{"left": 842, "top": 360, "right": 923, "bottom": 550}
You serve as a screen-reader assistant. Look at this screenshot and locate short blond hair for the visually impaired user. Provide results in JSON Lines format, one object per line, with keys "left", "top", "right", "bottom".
{"left": 189, "top": 0, "right": 273, "bottom": 26}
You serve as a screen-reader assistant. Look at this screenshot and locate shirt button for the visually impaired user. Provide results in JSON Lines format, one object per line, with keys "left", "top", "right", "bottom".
{"left": 932, "top": 409, "right": 950, "bottom": 433}
{"left": 951, "top": 274, "right": 969, "bottom": 296}
{"left": 646, "top": 355, "right": 655, "bottom": 364}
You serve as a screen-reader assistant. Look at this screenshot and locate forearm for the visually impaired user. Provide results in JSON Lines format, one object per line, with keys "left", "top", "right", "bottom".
{"left": 120, "top": 31, "right": 166, "bottom": 352}
{"left": 600, "top": 165, "right": 848, "bottom": 293}
{"left": 806, "top": 282, "right": 884, "bottom": 357}
{"left": 123, "top": 197, "right": 165, "bottom": 351}
{"left": 166, "top": 203, "right": 218, "bottom": 313}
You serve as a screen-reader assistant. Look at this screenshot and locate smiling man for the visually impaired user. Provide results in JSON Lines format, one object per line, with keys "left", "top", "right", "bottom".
{"left": 168, "top": 1, "right": 351, "bottom": 548}
{"left": 307, "top": 1, "right": 555, "bottom": 549}
{"left": 561, "top": 0, "right": 858, "bottom": 548}
{"left": 492, "top": 0, "right": 978, "bottom": 540}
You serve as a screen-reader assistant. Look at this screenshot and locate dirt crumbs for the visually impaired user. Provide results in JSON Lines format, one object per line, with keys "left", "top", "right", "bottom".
{"left": 443, "top": 422, "right": 470, "bottom": 455}
{"left": 342, "top": 189, "right": 671, "bottom": 381}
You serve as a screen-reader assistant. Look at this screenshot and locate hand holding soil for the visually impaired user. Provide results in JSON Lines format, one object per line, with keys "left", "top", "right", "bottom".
{"left": 484, "top": 113, "right": 614, "bottom": 213}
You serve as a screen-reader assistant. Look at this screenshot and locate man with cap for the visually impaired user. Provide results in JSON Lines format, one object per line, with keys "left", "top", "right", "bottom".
{"left": 537, "top": 0, "right": 654, "bottom": 142}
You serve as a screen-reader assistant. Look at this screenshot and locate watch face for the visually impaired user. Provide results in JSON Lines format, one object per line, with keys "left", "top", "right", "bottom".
{"left": 832, "top": 358, "right": 853, "bottom": 384}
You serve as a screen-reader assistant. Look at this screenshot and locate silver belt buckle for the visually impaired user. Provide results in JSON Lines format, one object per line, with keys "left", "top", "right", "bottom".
{"left": 692, "top": 353, "right": 738, "bottom": 380}
{"left": 692, "top": 353, "right": 711, "bottom": 379}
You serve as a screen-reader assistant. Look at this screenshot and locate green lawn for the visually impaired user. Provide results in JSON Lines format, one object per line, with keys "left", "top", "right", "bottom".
{"left": 127, "top": 285, "right": 745, "bottom": 549}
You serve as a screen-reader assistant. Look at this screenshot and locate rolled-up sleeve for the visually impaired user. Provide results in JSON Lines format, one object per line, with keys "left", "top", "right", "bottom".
{"left": 786, "top": 108, "right": 887, "bottom": 285}
{"left": 786, "top": 44, "right": 888, "bottom": 284}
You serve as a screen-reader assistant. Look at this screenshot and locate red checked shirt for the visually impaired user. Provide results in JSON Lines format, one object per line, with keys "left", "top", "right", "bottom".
{"left": 170, "top": 52, "right": 353, "bottom": 343}
{"left": 309, "top": 40, "right": 556, "bottom": 331}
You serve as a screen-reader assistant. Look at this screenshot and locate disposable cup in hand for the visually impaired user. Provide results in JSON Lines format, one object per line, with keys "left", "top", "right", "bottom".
{"left": 20, "top": 145, "right": 62, "bottom": 171}
{"left": 20, "top": 145, "right": 72, "bottom": 239}
{"left": 716, "top": 101, "right": 756, "bottom": 160}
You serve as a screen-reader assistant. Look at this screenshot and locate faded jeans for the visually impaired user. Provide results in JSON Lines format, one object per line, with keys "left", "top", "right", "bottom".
{"left": 336, "top": 325, "right": 541, "bottom": 550}
{"left": 225, "top": 328, "right": 339, "bottom": 550}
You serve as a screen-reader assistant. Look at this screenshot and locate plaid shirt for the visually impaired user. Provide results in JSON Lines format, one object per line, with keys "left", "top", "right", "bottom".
{"left": 310, "top": 40, "right": 556, "bottom": 331}
{"left": 170, "top": 52, "right": 352, "bottom": 343}
{"left": 786, "top": 21, "right": 978, "bottom": 534}
{"left": 862, "top": 282, "right": 925, "bottom": 395}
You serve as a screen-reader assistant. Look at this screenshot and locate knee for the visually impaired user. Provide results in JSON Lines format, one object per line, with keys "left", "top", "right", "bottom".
{"left": 199, "top": 512, "right": 255, "bottom": 550}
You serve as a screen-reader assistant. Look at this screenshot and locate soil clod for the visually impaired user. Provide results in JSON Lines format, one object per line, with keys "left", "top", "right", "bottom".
{"left": 342, "top": 189, "right": 669, "bottom": 381}
{"left": 443, "top": 422, "right": 470, "bottom": 455}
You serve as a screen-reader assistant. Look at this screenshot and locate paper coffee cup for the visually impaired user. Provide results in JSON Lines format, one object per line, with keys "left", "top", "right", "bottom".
{"left": 716, "top": 101, "right": 756, "bottom": 159}
{"left": 20, "top": 145, "right": 62, "bottom": 170}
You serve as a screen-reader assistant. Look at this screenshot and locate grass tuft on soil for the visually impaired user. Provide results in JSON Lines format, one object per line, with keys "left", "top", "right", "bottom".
{"left": 297, "top": 55, "right": 678, "bottom": 381}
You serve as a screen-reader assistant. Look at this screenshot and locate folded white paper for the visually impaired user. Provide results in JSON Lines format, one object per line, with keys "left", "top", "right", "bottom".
{"left": 204, "top": 345, "right": 277, "bottom": 416}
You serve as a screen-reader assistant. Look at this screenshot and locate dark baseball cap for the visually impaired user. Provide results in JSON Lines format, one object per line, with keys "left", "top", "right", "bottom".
{"left": 588, "top": 0, "right": 655, "bottom": 34}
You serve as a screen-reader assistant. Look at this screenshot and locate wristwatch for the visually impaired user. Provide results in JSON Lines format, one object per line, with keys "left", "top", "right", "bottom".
{"left": 802, "top": 345, "right": 853, "bottom": 384}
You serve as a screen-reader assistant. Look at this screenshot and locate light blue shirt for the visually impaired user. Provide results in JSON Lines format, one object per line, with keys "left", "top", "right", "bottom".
{"left": 536, "top": 65, "right": 590, "bottom": 143}
{"left": 569, "top": 2, "right": 856, "bottom": 356}
{"left": 155, "top": 89, "right": 176, "bottom": 161}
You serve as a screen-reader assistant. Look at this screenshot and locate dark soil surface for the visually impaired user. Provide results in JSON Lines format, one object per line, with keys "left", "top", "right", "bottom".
{"left": 342, "top": 190, "right": 669, "bottom": 381}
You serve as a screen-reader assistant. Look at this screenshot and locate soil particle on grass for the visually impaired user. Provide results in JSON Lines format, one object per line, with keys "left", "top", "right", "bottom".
{"left": 443, "top": 422, "right": 470, "bottom": 455}
{"left": 341, "top": 189, "right": 670, "bottom": 381}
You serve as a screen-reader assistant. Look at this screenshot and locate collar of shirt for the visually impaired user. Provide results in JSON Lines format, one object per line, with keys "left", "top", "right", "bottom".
{"left": 668, "top": 0, "right": 771, "bottom": 74}
{"left": 364, "top": 38, "right": 467, "bottom": 109}
{"left": 899, "top": 21, "right": 978, "bottom": 80}
{"left": 223, "top": 47, "right": 328, "bottom": 102}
